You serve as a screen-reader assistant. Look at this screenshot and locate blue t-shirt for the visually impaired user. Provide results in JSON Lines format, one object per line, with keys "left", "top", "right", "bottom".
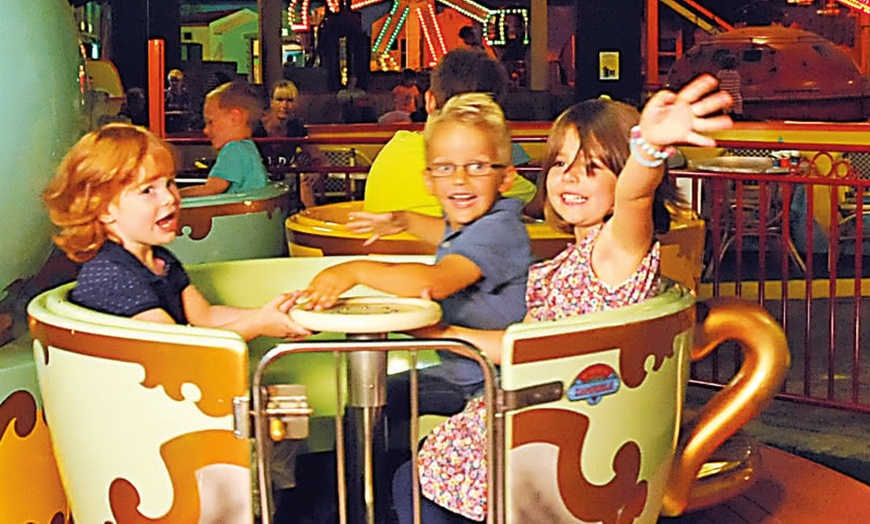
{"left": 511, "top": 142, "right": 531, "bottom": 166}
{"left": 209, "top": 139, "right": 269, "bottom": 193}
{"left": 70, "top": 241, "right": 191, "bottom": 324}
{"left": 433, "top": 197, "right": 533, "bottom": 385}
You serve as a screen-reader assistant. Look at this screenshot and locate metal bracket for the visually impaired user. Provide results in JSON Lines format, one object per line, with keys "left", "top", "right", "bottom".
{"left": 233, "top": 384, "right": 314, "bottom": 440}
{"left": 233, "top": 396, "right": 250, "bottom": 439}
{"left": 265, "top": 384, "right": 313, "bottom": 441}
{"left": 500, "top": 381, "right": 564, "bottom": 412}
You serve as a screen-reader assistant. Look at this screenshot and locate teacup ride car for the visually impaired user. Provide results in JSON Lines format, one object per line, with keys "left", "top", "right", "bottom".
{"left": 286, "top": 201, "right": 707, "bottom": 291}
{"left": 169, "top": 183, "right": 292, "bottom": 265}
{"left": 0, "top": 336, "right": 70, "bottom": 523}
{"left": 25, "top": 256, "right": 439, "bottom": 523}
{"left": 285, "top": 201, "right": 573, "bottom": 260}
{"left": 27, "top": 256, "right": 788, "bottom": 523}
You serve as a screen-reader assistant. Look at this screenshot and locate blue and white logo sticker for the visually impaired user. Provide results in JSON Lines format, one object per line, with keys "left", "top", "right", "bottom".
{"left": 567, "top": 363, "right": 620, "bottom": 405}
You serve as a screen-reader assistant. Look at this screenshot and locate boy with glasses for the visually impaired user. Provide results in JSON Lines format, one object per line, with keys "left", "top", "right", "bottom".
{"left": 302, "top": 93, "right": 533, "bottom": 426}
{"left": 364, "top": 48, "right": 536, "bottom": 218}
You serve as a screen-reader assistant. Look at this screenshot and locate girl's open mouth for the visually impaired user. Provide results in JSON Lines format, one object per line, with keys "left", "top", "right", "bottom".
{"left": 157, "top": 211, "right": 178, "bottom": 231}
{"left": 561, "top": 193, "right": 587, "bottom": 204}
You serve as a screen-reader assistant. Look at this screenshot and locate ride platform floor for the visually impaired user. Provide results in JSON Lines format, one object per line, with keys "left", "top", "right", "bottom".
{"left": 685, "top": 385, "right": 870, "bottom": 487}
{"left": 695, "top": 250, "right": 870, "bottom": 488}
{"left": 270, "top": 386, "right": 870, "bottom": 524}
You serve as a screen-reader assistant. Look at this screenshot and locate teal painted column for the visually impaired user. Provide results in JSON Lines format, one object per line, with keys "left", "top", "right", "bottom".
{"left": 0, "top": 1, "right": 81, "bottom": 306}
{"left": 0, "top": 4, "right": 81, "bottom": 522}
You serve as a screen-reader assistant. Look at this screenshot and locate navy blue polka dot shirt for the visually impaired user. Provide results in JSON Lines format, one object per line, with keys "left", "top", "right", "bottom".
{"left": 70, "top": 241, "right": 190, "bottom": 324}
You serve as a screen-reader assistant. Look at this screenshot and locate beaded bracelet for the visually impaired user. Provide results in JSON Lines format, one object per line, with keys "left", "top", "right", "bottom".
{"left": 629, "top": 125, "right": 674, "bottom": 168}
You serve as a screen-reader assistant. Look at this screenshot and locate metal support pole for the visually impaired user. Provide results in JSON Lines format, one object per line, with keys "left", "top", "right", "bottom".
{"left": 860, "top": 12, "right": 870, "bottom": 77}
{"left": 646, "top": 0, "right": 660, "bottom": 89}
{"left": 252, "top": 338, "right": 499, "bottom": 524}
{"left": 344, "top": 334, "right": 389, "bottom": 524}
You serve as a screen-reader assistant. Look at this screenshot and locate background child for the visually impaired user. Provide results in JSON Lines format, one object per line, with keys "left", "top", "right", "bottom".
{"left": 391, "top": 74, "right": 733, "bottom": 523}
{"left": 181, "top": 80, "right": 270, "bottom": 197}
{"left": 393, "top": 68, "right": 422, "bottom": 114}
{"left": 303, "top": 93, "right": 534, "bottom": 431}
{"left": 380, "top": 69, "right": 421, "bottom": 124}
{"left": 43, "top": 123, "right": 310, "bottom": 342}
{"left": 165, "top": 68, "right": 192, "bottom": 113}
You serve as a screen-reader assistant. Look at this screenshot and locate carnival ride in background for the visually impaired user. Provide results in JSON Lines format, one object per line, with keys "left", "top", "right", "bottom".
{"left": 288, "top": 0, "right": 528, "bottom": 70}
{"left": 666, "top": 25, "right": 870, "bottom": 121}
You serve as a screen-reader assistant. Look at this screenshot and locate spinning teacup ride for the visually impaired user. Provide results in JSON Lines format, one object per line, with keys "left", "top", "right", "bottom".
{"left": 170, "top": 183, "right": 293, "bottom": 265}
{"left": 285, "top": 201, "right": 574, "bottom": 260}
{"left": 286, "top": 201, "right": 707, "bottom": 291}
{"left": 24, "top": 252, "right": 803, "bottom": 523}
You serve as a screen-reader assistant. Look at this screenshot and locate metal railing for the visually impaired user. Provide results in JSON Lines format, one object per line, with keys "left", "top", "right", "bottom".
{"left": 674, "top": 141, "right": 870, "bottom": 413}
{"left": 250, "top": 338, "right": 501, "bottom": 524}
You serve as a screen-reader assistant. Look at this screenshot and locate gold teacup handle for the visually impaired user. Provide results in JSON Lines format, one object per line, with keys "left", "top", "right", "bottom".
{"left": 661, "top": 297, "right": 791, "bottom": 516}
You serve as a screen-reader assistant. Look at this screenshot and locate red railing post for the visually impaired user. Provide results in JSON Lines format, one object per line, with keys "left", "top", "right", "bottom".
{"left": 147, "top": 39, "right": 165, "bottom": 138}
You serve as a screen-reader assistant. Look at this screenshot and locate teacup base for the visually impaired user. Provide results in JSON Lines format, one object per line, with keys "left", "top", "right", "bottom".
{"left": 683, "top": 431, "right": 762, "bottom": 513}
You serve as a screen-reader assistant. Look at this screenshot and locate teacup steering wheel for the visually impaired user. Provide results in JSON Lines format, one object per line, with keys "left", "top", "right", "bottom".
{"left": 290, "top": 297, "right": 442, "bottom": 334}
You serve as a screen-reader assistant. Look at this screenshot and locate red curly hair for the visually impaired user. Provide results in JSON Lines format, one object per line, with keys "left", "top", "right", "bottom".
{"left": 43, "top": 123, "right": 176, "bottom": 262}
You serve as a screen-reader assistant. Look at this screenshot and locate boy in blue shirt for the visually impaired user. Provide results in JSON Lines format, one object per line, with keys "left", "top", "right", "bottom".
{"left": 181, "top": 80, "right": 269, "bottom": 196}
{"left": 302, "top": 92, "right": 533, "bottom": 418}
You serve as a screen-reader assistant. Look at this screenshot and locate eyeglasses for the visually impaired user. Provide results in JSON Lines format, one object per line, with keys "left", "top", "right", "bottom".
{"left": 426, "top": 162, "right": 506, "bottom": 178}
{"left": 273, "top": 97, "right": 295, "bottom": 103}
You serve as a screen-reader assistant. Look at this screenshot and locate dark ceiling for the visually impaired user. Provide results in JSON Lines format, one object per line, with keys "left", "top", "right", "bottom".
{"left": 172, "top": 0, "right": 776, "bottom": 21}
{"left": 171, "top": 0, "right": 764, "bottom": 11}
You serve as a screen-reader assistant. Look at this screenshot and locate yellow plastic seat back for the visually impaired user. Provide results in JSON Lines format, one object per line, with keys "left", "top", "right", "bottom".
{"left": 28, "top": 285, "right": 252, "bottom": 523}
{"left": 659, "top": 208, "right": 706, "bottom": 291}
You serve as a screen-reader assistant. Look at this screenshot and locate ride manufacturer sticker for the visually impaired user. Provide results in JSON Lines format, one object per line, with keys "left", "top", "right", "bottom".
{"left": 566, "top": 363, "right": 621, "bottom": 405}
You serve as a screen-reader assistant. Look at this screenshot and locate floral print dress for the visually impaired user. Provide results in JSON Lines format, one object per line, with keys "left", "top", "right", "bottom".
{"left": 416, "top": 224, "right": 661, "bottom": 520}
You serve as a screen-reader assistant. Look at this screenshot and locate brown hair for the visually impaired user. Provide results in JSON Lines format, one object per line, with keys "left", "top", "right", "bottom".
{"left": 43, "top": 123, "right": 176, "bottom": 262}
{"left": 428, "top": 48, "right": 510, "bottom": 108}
{"left": 540, "top": 98, "right": 679, "bottom": 235}
{"left": 206, "top": 80, "right": 264, "bottom": 130}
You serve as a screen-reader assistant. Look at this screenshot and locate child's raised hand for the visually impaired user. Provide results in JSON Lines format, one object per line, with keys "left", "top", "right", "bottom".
{"left": 639, "top": 74, "right": 734, "bottom": 149}
{"left": 301, "top": 265, "right": 358, "bottom": 311}
{"left": 256, "top": 291, "right": 312, "bottom": 340}
{"left": 347, "top": 211, "right": 406, "bottom": 246}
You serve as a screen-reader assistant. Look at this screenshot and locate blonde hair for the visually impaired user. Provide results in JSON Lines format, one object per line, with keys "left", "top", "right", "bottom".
{"left": 423, "top": 92, "right": 512, "bottom": 165}
{"left": 271, "top": 79, "right": 299, "bottom": 100}
{"left": 206, "top": 80, "right": 264, "bottom": 130}
{"left": 168, "top": 69, "right": 184, "bottom": 81}
{"left": 43, "top": 123, "right": 176, "bottom": 262}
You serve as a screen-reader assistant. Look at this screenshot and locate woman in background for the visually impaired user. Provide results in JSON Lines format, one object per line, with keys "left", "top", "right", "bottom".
{"left": 255, "top": 80, "right": 326, "bottom": 208}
